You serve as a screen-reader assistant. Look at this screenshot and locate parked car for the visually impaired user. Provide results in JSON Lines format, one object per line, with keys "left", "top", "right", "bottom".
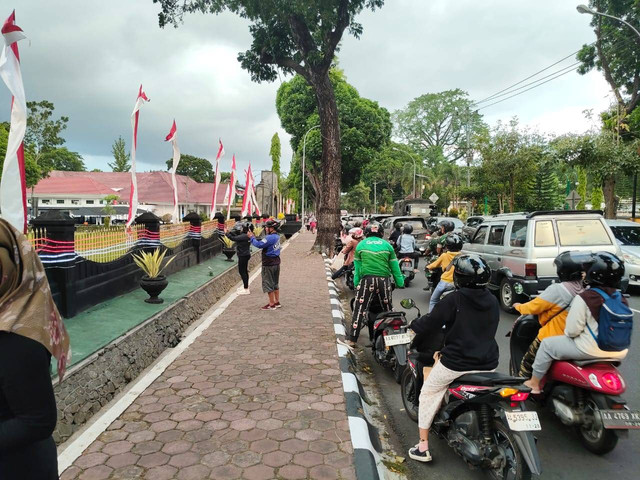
{"left": 462, "top": 210, "right": 627, "bottom": 312}
{"left": 381, "top": 216, "right": 430, "bottom": 250}
{"left": 606, "top": 219, "right": 640, "bottom": 286}
{"left": 461, "top": 215, "right": 489, "bottom": 240}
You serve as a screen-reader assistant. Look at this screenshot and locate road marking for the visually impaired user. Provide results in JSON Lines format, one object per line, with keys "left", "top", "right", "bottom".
{"left": 58, "top": 235, "right": 299, "bottom": 474}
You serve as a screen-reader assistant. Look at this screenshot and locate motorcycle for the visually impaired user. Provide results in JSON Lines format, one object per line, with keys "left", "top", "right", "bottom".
{"left": 334, "top": 263, "right": 355, "bottom": 290}
{"left": 401, "top": 298, "right": 541, "bottom": 480}
{"left": 423, "top": 253, "right": 441, "bottom": 292}
{"left": 510, "top": 314, "right": 639, "bottom": 454}
{"left": 399, "top": 256, "right": 415, "bottom": 287}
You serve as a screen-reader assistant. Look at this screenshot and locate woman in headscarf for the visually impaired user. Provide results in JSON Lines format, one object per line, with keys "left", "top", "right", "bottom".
{"left": 0, "top": 218, "right": 71, "bottom": 480}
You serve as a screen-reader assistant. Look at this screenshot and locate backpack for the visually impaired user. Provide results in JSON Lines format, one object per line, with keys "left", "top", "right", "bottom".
{"left": 586, "top": 288, "right": 633, "bottom": 352}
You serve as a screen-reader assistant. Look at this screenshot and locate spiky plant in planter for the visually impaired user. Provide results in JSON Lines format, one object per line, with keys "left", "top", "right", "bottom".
{"left": 133, "top": 248, "right": 175, "bottom": 303}
{"left": 221, "top": 235, "right": 236, "bottom": 261}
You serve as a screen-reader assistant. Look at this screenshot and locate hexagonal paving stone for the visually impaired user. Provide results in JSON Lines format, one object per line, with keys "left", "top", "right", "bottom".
{"left": 267, "top": 428, "right": 294, "bottom": 441}
{"left": 239, "top": 428, "right": 267, "bottom": 442}
{"left": 137, "top": 451, "right": 170, "bottom": 468}
{"left": 293, "top": 451, "right": 323, "bottom": 468}
{"left": 262, "top": 451, "right": 293, "bottom": 468}
{"left": 101, "top": 440, "right": 134, "bottom": 456}
{"left": 295, "top": 429, "right": 322, "bottom": 441}
{"left": 150, "top": 419, "right": 177, "bottom": 433}
{"left": 242, "top": 464, "right": 275, "bottom": 480}
{"left": 230, "top": 418, "right": 256, "bottom": 431}
{"left": 277, "top": 464, "right": 308, "bottom": 480}
{"left": 231, "top": 450, "right": 261, "bottom": 468}
{"left": 168, "top": 451, "right": 201, "bottom": 468}
{"left": 105, "top": 452, "right": 139, "bottom": 469}
{"left": 250, "top": 438, "right": 279, "bottom": 454}
{"left": 74, "top": 452, "right": 108, "bottom": 469}
{"left": 209, "top": 464, "right": 242, "bottom": 480}
{"left": 280, "top": 438, "right": 308, "bottom": 454}
{"left": 255, "top": 418, "right": 282, "bottom": 431}
{"left": 110, "top": 464, "right": 144, "bottom": 478}
{"left": 131, "top": 440, "right": 163, "bottom": 455}
{"left": 78, "top": 465, "right": 112, "bottom": 480}
{"left": 309, "top": 439, "right": 338, "bottom": 454}
{"left": 202, "top": 450, "right": 231, "bottom": 468}
{"left": 175, "top": 464, "right": 211, "bottom": 480}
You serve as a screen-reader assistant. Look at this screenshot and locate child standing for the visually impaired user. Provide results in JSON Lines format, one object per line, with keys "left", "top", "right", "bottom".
{"left": 249, "top": 219, "right": 282, "bottom": 310}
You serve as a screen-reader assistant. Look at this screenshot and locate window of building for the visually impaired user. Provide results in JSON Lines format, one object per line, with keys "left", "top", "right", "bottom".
{"left": 56, "top": 199, "right": 65, "bottom": 204}
{"left": 86, "top": 200, "right": 94, "bottom": 205}
{"left": 41, "top": 199, "right": 50, "bottom": 205}
{"left": 509, "top": 220, "right": 528, "bottom": 247}
{"left": 71, "top": 199, "right": 80, "bottom": 205}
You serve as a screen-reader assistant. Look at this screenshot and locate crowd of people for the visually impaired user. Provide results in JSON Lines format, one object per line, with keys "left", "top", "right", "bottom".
{"left": 330, "top": 215, "right": 632, "bottom": 465}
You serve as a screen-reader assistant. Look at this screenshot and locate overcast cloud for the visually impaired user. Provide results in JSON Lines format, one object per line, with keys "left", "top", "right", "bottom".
{"left": 0, "top": 1, "right": 612, "bottom": 181}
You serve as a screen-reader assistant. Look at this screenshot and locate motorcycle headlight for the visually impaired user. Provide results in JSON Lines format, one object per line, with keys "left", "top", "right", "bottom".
{"left": 623, "top": 253, "right": 640, "bottom": 265}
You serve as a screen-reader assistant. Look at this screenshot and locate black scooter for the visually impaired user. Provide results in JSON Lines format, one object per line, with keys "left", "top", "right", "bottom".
{"left": 400, "top": 298, "right": 542, "bottom": 480}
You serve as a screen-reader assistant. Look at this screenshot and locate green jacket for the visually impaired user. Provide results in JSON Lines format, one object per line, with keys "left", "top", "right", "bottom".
{"left": 354, "top": 237, "right": 405, "bottom": 288}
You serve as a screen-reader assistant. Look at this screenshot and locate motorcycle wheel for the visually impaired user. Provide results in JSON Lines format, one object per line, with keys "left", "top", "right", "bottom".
{"left": 400, "top": 368, "right": 419, "bottom": 423}
{"left": 488, "top": 420, "right": 532, "bottom": 480}
{"left": 577, "top": 395, "right": 618, "bottom": 455}
{"left": 393, "top": 359, "right": 404, "bottom": 384}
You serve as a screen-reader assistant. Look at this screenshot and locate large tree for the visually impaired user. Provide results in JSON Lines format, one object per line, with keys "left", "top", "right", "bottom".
{"left": 577, "top": 0, "right": 640, "bottom": 121}
{"left": 109, "top": 136, "right": 131, "bottom": 172}
{"left": 394, "top": 89, "right": 486, "bottom": 171}
{"left": 269, "top": 132, "right": 281, "bottom": 177}
{"left": 39, "top": 147, "right": 86, "bottom": 172}
{"left": 154, "top": 0, "right": 385, "bottom": 252}
{"left": 276, "top": 69, "right": 392, "bottom": 205}
{"left": 166, "top": 154, "right": 213, "bottom": 183}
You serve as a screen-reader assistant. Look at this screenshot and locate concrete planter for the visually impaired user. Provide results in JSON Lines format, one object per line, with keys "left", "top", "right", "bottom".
{"left": 140, "top": 275, "right": 168, "bottom": 303}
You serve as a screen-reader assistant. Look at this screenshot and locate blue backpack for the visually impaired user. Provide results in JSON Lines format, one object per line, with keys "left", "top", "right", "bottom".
{"left": 586, "top": 288, "right": 633, "bottom": 352}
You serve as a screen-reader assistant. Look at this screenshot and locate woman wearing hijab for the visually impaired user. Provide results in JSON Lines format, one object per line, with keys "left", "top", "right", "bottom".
{"left": 0, "top": 219, "right": 71, "bottom": 480}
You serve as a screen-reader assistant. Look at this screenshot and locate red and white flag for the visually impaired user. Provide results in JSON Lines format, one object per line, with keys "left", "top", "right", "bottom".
{"left": 165, "top": 120, "right": 181, "bottom": 224}
{"left": 225, "top": 154, "right": 237, "bottom": 220}
{"left": 241, "top": 164, "right": 253, "bottom": 217}
{"left": 126, "top": 85, "right": 150, "bottom": 227}
{"left": 249, "top": 168, "right": 261, "bottom": 217}
{"left": 209, "top": 139, "right": 224, "bottom": 219}
{"left": 0, "top": 11, "right": 28, "bottom": 233}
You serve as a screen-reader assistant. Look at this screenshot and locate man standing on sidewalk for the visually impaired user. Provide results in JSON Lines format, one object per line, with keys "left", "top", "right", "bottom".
{"left": 340, "top": 222, "right": 404, "bottom": 348}
{"left": 248, "top": 219, "right": 282, "bottom": 310}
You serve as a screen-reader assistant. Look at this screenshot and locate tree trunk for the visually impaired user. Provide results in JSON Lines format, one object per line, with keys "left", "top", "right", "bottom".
{"left": 603, "top": 175, "right": 616, "bottom": 219}
{"left": 310, "top": 71, "right": 342, "bottom": 253}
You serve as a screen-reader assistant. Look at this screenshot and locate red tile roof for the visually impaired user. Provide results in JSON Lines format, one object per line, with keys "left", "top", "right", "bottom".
{"left": 35, "top": 171, "right": 228, "bottom": 205}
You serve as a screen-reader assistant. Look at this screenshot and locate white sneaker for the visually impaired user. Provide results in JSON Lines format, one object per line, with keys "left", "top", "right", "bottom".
{"left": 237, "top": 288, "right": 250, "bottom": 295}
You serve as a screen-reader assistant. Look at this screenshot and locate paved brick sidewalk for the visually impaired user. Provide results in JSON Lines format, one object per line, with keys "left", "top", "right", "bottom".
{"left": 61, "top": 232, "right": 354, "bottom": 480}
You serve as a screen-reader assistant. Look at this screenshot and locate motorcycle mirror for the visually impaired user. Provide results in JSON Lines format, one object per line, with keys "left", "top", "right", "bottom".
{"left": 400, "top": 298, "right": 415, "bottom": 310}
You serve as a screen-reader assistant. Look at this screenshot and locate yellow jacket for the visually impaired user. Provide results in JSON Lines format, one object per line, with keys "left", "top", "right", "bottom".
{"left": 427, "top": 251, "right": 460, "bottom": 283}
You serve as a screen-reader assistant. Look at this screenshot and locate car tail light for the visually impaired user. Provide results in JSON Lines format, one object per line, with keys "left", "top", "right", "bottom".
{"left": 602, "top": 372, "right": 623, "bottom": 391}
{"left": 525, "top": 263, "right": 537, "bottom": 278}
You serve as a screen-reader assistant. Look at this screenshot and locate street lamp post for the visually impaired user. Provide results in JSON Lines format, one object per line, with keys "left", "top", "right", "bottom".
{"left": 577, "top": 4, "right": 640, "bottom": 219}
{"left": 393, "top": 147, "right": 418, "bottom": 198}
{"left": 301, "top": 125, "right": 320, "bottom": 221}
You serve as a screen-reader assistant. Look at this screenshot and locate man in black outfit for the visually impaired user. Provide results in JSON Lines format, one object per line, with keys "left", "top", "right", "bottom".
{"left": 227, "top": 222, "right": 253, "bottom": 295}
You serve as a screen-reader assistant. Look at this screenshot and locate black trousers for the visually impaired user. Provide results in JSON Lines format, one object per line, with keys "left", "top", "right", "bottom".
{"left": 349, "top": 276, "right": 392, "bottom": 342}
{"left": 238, "top": 255, "right": 250, "bottom": 288}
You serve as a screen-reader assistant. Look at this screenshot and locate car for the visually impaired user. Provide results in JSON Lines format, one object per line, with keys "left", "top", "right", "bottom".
{"left": 462, "top": 210, "right": 627, "bottom": 312}
{"left": 461, "top": 215, "right": 490, "bottom": 241}
{"left": 369, "top": 214, "right": 393, "bottom": 223}
{"left": 606, "top": 219, "right": 640, "bottom": 286}
{"left": 381, "top": 216, "right": 430, "bottom": 249}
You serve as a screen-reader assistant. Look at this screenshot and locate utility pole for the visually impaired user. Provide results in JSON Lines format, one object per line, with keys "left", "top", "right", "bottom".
{"left": 373, "top": 181, "right": 377, "bottom": 213}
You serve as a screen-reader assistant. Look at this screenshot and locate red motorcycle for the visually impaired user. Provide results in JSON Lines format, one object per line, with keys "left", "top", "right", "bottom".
{"left": 510, "top": 315, "right": 639, "bottom": 454}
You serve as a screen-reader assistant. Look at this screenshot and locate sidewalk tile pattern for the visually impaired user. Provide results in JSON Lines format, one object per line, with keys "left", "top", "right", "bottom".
{"left": 61, "top": 233, "right": 355, "bottom": 480}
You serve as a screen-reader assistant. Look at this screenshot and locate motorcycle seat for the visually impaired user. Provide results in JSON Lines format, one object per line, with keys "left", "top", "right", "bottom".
{"left": 453, "top": 372, "right": 524, "bottom": 386}
{"left": 571, "top": 358, "right": 622, "bottom": 367}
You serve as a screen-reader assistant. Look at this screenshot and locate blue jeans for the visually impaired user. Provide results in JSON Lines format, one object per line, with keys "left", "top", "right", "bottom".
{"left": 429, "top": 280, "right": 454, "bottom": 312}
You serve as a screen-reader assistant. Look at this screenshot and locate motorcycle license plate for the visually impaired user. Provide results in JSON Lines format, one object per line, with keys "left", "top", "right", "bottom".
{"left": 505, "top": 411, "right": 541, "bottom": 431}
{"left": 384, "top": 332, "right": 412, "bottom": 347}
{"left": 600, "top": 410, "right": 640, "bottom": 429}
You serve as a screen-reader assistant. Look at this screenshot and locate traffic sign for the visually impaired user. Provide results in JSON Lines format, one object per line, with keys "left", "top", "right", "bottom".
{"left": 429, "top": 193, "right": 439, "bottom": 203}
{"left": 565, "top": 190, "right": 581, "bottom": 209}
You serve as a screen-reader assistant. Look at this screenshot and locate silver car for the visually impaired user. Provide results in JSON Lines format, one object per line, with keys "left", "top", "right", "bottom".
{"left": 606, "top": 219, "right": 640, "bottom": 286}
{"left": 463, "top": 211, "right": 626, "bottom": 311}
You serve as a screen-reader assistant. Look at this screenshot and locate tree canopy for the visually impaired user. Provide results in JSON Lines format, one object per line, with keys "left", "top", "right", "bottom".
{"left": 394, "top": 89, "right": 486, "bottom": 167}
{"left": 166, "top": 154, "right": 213, "bottom": 183}
{"left": 269, "top": 132, "right": 281, "bottom": 177}
{"left": 39, "top": 147, "right": 86, "bottom": 172}
{"left": 109, "top": 136, "right": 131, "bottom": 172}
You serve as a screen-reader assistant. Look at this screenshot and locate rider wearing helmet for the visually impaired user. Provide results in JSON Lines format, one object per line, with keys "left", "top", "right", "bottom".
{"left": 408, "top": 254, "right": 499, "bottom": 463}
{"left": 396, "top": 223, "right": 419, "bottom": 271}
{"left": 389, "top": 222, "right": 403, "bottom": 247}
{"left": 426, "top": 233, "right": 463, "bottom": 312}
{"left": 341, "top": 222, "right": 404, "bottom": 348}
{"left": 524, "top": 252, "right": 630, "bottom": 394}
{"left": 514, "top": 251, "right": 593, "bottom": 377}
{"left": 332, "top": 228, "right": 364, "bottom": 280}
{"left": 427, "top": 219, "right": 455, "bottom": 255}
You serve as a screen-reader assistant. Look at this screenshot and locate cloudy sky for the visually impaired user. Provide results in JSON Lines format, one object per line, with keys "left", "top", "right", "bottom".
{"left": 1, "top": 1, "right": 613, "bottom": 181}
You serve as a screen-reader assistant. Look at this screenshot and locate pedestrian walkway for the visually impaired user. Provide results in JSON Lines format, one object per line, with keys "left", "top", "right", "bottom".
{"left": 60, "top": 232, "right": 355, "bottom": 480}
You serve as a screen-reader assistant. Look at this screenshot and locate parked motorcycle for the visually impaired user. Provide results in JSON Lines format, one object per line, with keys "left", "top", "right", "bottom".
{"left": 510, "top": 314, "right": 638, "bottom": 454}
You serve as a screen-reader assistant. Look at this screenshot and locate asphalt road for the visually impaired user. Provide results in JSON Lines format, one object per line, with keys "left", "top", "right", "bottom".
{"left": 342, "top": 271, "right": 640, "bottom": 480}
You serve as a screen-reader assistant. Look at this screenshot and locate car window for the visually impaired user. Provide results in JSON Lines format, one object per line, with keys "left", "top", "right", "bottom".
{"left": 396, "top": 219, "right": 425, "bottom": 230}
{"left": 472, "top": 225, "right": 488, "bottom": 244}
{"left": 557, "top": 219, "right": 611, "bottom": 246}
{"left": 488, "top": 225, "right": 506, "bottom": 246}
{"left": 509, "top": 220, "right": 528, "bottom": 247}
{"left": 610, "top": 226, "right": 640, "bottom": 246}
{"left": 535, "top": 221, "right": 556, "bottom": 247}
{"left": 467, "top": 218, "right": 478, "bottom": 227}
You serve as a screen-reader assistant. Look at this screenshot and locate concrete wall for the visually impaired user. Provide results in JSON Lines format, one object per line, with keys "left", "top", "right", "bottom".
{"left": 52, "top": 252, "right": 261, "bottom": 444}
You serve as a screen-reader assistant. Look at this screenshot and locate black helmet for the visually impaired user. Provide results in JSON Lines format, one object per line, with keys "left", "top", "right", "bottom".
{"left": 395, "top": 223, "right": 402, "bottom": 231}
{"left": 453, "top": 254, "right": 491, "bottom": 289}
{"left": 264, "top": 219, "right": 280, "bottom": 230}
{"left": 445, "top": 233, "right": 463, "bottom": 252}
{"left": 438, "top": 219, "right": 455, "bottom": 233}
{"left": 365, "top": 221, "right": 384, "bottom": 238}
{"left": 585, "top": 251, "right": 625, "bottom": 288}
{"left": 230, "top": 223, "right": 244, "bottom": 235}
{"left": 402, "top": 224, "right": 413, "bottom": 234}
{"left": 554, "top": 251, "right": 594, "bottom": 282}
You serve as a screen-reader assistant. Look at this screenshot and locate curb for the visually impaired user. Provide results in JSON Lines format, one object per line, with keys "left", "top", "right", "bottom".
{"left": 322, "top": 254, "right": 388, "bottom": 480}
